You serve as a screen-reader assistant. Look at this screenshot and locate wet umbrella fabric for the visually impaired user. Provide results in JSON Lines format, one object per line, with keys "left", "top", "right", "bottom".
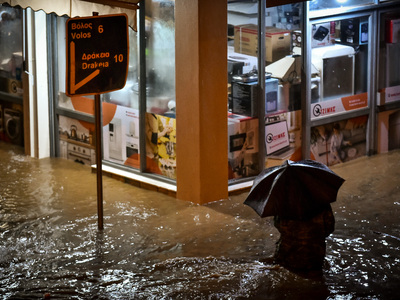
{"left": 244, "top": 160, "right": 345, "bottom": 220}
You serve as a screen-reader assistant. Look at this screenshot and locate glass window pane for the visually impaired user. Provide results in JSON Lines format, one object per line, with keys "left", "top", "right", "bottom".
{"left": 311, "top": 115, "right": 368, "bottom": 166}
{"left": 55, "top": 13, "right": 142, "bottom": 171}
{"left": 310, "top": 16, "right": 369, "bottom": 120}
{"left": 0, "top": 5, "right": 23, "bottom": 95}
{"left": 377, "top": 10, "right": 400, "bottom": 106}
{"left": 228, "top": 1, "right": 260, "bottom": 179}
{"left": 144, "top": 1, "right": 176, "bottom": 180}
{"left": 228, "top": 2, "right": 303, "bottom": 175}
{"left": 310, "top": 0, "right": 375, "bottom": 12}
{"left": 264, "top": 4, "right": 303, "bottom": 168}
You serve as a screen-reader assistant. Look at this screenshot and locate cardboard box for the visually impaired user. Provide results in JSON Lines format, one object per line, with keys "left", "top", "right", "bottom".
{"left": 228, "top": 114, "right": 259, "bottom": 179}
{"left": 234, "top": 24, "right": 291, "bottom": 62}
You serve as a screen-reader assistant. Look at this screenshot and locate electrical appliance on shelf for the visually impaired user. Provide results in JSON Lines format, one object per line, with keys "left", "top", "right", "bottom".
{"left": 4, "top": 108, "right": 23, "bottom": 146}
{"left": 311, "top": 44, "right": 355, "bottom": 101}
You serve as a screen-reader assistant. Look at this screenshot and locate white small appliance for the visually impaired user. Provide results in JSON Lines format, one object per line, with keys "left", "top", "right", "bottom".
{"left": 108, "top": 118, "right": 123, "bottom": 161}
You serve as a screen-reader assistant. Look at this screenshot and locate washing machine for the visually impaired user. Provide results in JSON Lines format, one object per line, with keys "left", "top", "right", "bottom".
{"left": 4, "top": 108, "right": 23, "bottom": 146}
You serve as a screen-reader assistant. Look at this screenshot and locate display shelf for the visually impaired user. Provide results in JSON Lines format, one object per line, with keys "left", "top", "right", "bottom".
{"left": 0, "top": 91, "right": 23, "bottom": 106}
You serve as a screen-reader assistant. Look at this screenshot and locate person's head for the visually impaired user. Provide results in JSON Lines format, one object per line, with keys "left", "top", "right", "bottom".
{"left": 333, "top": 123, "right": 340, "bottom": 133}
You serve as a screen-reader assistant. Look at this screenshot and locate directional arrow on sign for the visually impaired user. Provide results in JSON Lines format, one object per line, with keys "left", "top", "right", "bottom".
{"left": 69, "top": 41, "right": 100, "bottom": 94}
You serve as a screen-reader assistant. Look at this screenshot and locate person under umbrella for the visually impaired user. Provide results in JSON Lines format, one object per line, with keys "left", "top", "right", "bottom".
{"left": 244, "top": 159, "right": 345, "bottom": 277}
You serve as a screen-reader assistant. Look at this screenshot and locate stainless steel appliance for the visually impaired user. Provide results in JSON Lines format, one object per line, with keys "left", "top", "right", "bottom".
{"left": 312, "top": 44, "right": 355, "bottom": 101}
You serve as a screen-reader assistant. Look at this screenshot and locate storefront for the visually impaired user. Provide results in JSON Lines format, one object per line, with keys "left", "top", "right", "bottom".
{"left": 1, "top": 0, "right": 399, "bottom": 204}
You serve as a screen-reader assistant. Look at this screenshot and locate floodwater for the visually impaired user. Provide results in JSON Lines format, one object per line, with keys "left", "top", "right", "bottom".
{"left": 0, "top": 141, "right": 399, "bottom": 299}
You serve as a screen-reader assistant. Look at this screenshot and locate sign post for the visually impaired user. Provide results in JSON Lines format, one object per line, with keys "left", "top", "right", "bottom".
{"left": 66, "top": 14, "right": 129, "bottom": 230}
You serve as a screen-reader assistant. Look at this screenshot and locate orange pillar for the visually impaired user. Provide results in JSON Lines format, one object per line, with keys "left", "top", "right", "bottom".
{"left": 175, "top": 0, "right": 228, "bottom": 204}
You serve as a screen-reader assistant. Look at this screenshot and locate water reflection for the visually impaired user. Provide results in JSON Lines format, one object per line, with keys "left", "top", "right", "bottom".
{"left": 0, "top": 142, "right": 399, "bottom": 299}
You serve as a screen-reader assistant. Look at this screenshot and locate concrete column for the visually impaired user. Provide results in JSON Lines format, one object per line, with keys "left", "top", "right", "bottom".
{"left": 175, "top": 0, "right": 228, "bottom": 204}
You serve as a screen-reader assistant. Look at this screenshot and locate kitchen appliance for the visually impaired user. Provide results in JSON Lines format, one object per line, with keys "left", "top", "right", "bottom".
{"left": 67, "top": 143, "right": 93, "bottom": 165}
{"left": 127, "top": 121, "right": 138, "bottom": 138}
{"left": 312, "top": 44, "right": 355, "bottom": 101}
{"left": 4, "top": 108, "right": 23, "bottom": 146}
{"left": 108, "top": 118, "right": 123, "bottom": 161}
{"left": 231, "top": 72, "right": 279, "bottom": 116}
{"left": 126, "top": 141, "right": 138, "bottom": 158}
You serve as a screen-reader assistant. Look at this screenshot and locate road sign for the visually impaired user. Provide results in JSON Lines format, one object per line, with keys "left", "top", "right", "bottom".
{"left": 66, "top": 14, "right": 129, "bottom": 96}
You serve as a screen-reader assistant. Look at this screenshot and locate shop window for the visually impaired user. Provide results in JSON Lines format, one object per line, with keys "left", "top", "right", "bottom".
{"left": 376, "top": 9, "right": 400, "bottom": 154}
{"left": 377, "top": 10, "right": 400, "bottom": 107}
{"left": 309, "top": 0, "right": 375, "bottom": 13}
{"left": 144, "top": 0, "right": 176, "bottom": 179}
{"left": 0, "top": 5, "right": 23, "bottom": 96}
{"left": 311, "top": 115, "right": 368, "bottom": 166}
{"left": 228, "top": 2, "right": 303, "bottom": 176}
{"left": 310, "top": 16, "right": 369, "bottom": 120}
{"left": 54, "top": 13, "right": 141, "bottom": 171}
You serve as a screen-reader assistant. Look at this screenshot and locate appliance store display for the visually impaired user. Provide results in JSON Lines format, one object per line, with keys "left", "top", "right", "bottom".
{"left": 234, "top": 24, "right": 291, "bottom": 62}
{"left": 311, "top": 22, "right": 335, "bottom": 48}
{"left": 58, "top": 116, "right": 96, "bottom": 166}
{"left": 108, "top": 118, "right": 123, "bottom": 162}
{"left": 231, "top": 71, "right": 279, "bottom": 116}
{"left": 228, "top": 47, "right": 258, "bottom": 84}
{"left": 228, "top": 114, "right": 259, "bottom": 179}
{"left": 265, "top": 118, "right": 295, "bottom": 159}
{"left": 67, "top": 143, "right": 94, "bottom": 166}
{"left": 103, "top": 106, "right": 140, "bottom": 166}
{"left": 311, "top": 44, "right": 355, "bottom": 102}
{"left": 3, "top": 108, "right": 23, "bottom": 146}
{"left": 340, "top": 19, "right": 369, "bottom": 45}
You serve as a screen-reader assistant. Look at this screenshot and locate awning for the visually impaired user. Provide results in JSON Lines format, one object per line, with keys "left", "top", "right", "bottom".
{"left": 1, "top": 0, "right": 140, "bottom": 30}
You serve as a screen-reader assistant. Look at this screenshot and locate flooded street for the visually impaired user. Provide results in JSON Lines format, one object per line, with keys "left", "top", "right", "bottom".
{"left": 0, "top": 141, "right": 399, "bottom": 299}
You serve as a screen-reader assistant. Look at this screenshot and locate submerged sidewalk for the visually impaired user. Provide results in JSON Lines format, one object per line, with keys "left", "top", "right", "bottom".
{"left": 0, "top": 141, "right": 399, "bottom": 299}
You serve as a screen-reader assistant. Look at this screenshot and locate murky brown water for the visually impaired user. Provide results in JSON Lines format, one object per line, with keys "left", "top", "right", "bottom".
{"left": 0, "top": 141, "right": 399, "bottom": 299}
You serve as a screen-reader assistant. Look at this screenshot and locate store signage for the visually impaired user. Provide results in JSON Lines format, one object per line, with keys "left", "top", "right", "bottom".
{"left": 66, "top": 14, "right": 129, "bottom": 96}
{"left": 265, "top": 121, "right": 290, "bottom": 155}
{"left": 311, "top": 93, "right": 368, "bottom": 120}
{"left": 378, "top": 85, "right": 400, "bottom": 105}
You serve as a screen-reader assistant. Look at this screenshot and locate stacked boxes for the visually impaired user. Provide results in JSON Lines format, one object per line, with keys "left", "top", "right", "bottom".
{"left": 234, "top": 24, "right": 291, "bottom": 62}
{"left": 228, "top": 114, "right": 259, "bottom": 179}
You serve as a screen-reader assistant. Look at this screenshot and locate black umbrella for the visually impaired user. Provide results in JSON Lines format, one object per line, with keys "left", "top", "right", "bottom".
{"left": 244, "top": 159, "right": 345, "bottom": 220}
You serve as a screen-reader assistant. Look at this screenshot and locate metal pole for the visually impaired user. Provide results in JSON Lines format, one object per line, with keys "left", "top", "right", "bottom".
{"left": 94, "top": 93, "right": 103, "bottom": 230}
{"left": 91, "top": 12, "right": 103, "bottom": 230}
{"left": 138, "top": 0, "right": 147, "bottom": 172}
{"left": 258, "top": 0, "right": 266, "bottom": 172}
